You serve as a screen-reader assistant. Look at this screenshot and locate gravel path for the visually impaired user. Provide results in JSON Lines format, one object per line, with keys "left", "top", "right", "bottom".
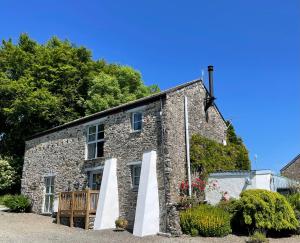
{"left": 0, "top": 212, "right": 299, "bottom": 243}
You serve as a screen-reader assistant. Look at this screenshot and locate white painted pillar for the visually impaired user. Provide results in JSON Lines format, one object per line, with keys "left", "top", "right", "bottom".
{"left": 94, "top": 158, "right": 119, "bottom": 230}
{"left": 133, "top": 150, "right": 160, "bottom": 237}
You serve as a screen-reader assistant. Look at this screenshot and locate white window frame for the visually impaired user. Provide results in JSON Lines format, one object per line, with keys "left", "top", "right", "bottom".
{"left": 131, "top": 112, "right": 143, "bottom": 132}
{"left": 128, "top": 161, "right": 142, "bottom": 189}
{"left": 86, "top": 123, "right": 105, "bottom": 160}
{"left": 42, "top": 176, "right": 55, "bottom": 214}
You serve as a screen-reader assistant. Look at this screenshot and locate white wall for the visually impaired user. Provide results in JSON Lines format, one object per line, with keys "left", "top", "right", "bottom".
{"left": 205, "top": 171, "right": 272, "bottom": 205}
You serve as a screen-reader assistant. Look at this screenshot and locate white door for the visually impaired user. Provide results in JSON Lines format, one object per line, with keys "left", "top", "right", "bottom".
{"left": 43, "top": 176, "right": 55, "bottom": 213}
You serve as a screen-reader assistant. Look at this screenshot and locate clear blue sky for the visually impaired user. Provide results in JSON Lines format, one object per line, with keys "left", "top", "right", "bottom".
{"left": 1, "top": 0, "right": 299, "bottom": 173}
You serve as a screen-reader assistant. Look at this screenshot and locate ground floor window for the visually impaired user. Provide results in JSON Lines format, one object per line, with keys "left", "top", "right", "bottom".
{"left": 43, "top": 176, "right": 55, "bottom": 213}
{"left": 88, "top": 170, "right": 103, "bottom": 190}
{"left": 128, "top": 162, "right": 142, "bottom": 189}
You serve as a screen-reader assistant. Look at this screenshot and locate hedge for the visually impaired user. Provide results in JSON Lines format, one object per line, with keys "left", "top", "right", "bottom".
{"left": 180, "top": 204, "right": 232, "bottom": 237}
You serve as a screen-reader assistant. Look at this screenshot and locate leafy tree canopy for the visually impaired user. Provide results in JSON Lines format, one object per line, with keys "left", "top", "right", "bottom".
{"left": 190, "top": 122, "right": 251, "bottom": 178}
{"left": 0, "top": 34, "right": 159, "bottom": 192}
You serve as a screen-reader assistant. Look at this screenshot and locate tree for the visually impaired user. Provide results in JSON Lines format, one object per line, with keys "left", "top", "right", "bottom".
{"left": 0, "top": 157, "right": 16, "bottom": 192}
{"left": 0, "top": 34, "right": 159, "bottom": 193}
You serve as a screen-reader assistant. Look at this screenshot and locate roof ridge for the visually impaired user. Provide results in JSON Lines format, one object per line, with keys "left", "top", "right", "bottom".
{"left": 280, "top": 153, "right": 300, "bottom": 172}
{"left": 27, "top": 79, "right": 202, "bottom": 140}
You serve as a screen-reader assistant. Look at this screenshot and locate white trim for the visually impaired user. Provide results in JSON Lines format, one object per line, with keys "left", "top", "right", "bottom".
{"left": 126, "top": 105, "right": 147, "bottom": 113}
{"left": 83, "top": 117, "right": 107, "bottom": 126}
{"left": 42, "top": 175, "right": 55, "bottom": 214}
{"left": 84, "top": 166, "right": 104, "bottom": 172}
{"left": 127, "top": 161, "right": 142, "bottom": 166}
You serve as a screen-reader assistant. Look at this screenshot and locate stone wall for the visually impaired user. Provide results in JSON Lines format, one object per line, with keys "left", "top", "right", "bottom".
{"left": 281, "top": 155, "right": 300, "bottom": 181}
{"left": 22, "top": 80, "right": 227, "bottom": 234}
{"left": 22, "top": 100, "right": 166, "bottom": 230}
{"left": 162, "top": 81, "right": 227, "bottom": 234}
{"left": 22, "top": 125, "right": 87, "bottom": 213}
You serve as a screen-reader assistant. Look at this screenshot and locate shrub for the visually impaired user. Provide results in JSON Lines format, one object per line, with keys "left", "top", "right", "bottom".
{"left": 0, "top": 194, "right": 12, "bottom": 205}
{"left": 180, "top": 204, "right": 232, "bottom": 237}
{"left": 247, "top": 231, "right": 269, "bottom": 243}
{"left": 115, "top": 217, "right": 128, "bottom": 229}
{"left": 0, "top": 157, "right": 16, "bottom": 192}
{"left": 286, "top": 193, "right": 300, "bottom": 234}
{"left": 4, "top": 195, "right": 31, "bottom": 212}
{"left": 233, "top": 189, "right": 298, "bottom": 233}
{"left": 217, "top": 198, "right": 238, "bottom": 215}
{"left": 286, "top": 193, "right": 300, "bottom": 212}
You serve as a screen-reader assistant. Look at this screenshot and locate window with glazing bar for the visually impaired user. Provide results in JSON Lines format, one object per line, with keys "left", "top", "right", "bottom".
{"left": 87, "top": 124, "right": 104, "bottom": 159}
{"left": 132, "top": 112, "right": 142, "bottom": 131}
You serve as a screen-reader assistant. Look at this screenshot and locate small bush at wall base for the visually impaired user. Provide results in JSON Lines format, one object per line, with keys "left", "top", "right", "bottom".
{"left": 180, "top": 204, "right": 232, "bottom": 237}
{"left": 247, "top": 231, "right": 269, "bottom": 243}
{"left": 4, "top": 195, "right": 31, "bottom": 212}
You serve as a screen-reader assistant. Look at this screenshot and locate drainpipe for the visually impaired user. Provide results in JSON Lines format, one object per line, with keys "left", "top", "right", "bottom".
{"left": 184, "top": 96, "right": 192, "bottom": 197}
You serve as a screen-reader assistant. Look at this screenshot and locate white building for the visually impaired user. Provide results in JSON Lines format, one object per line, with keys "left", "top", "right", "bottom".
{"left": 205, "top": 170, "right": 298, "bottom": 205}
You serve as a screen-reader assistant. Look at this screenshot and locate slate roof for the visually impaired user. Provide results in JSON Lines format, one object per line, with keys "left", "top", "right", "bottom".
{"left": 280, "top": 153, "right": 300, "bottom": 172}
{"left": 28, "top": 78, "right": 225, "bottom": 140}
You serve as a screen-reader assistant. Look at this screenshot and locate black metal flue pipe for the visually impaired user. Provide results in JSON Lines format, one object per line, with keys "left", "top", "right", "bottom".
{"left": 208, "top": 65, "right": 214, "bottom": 99}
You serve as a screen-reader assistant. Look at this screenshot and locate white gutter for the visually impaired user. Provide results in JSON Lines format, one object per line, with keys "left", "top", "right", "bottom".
{"left": 184, "top": 96, "right": 192, "bottom": 197}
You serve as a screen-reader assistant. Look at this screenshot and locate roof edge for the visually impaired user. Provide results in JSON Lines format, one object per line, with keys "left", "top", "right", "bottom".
{"left": 280, "top": 153, "right": 300, "bottom": 172}
{"left": 27, "top": 79, "right": 202, "bottom": 140}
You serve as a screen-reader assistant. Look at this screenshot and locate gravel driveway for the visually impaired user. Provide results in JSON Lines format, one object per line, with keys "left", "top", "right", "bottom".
{"left": 0, "top": 211, "right": 299, "bottom": 243}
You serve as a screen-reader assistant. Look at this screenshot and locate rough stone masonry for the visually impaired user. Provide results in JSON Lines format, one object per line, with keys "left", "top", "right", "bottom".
{"left": 21, "top": 79, "right": 227, "bottom": 234}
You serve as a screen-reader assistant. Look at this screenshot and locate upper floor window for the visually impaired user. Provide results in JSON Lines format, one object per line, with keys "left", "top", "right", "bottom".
{"left": 132, "top": 112, "right": 142, "bottom": 131}
{"left": 87, "top": 124, "right": 104, "bottom": 159}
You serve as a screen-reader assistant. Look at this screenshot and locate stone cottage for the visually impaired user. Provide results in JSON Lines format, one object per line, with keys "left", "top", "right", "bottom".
{"left": 281, "top": 153, "right": 300, "bottom": 181}
{"left": 21, "top": 66, "right": 227, "bottom": 236}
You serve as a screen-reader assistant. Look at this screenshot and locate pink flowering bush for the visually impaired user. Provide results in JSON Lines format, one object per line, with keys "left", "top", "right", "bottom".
{"left": 178, "top": 178, "right": 222, "bottom": 210}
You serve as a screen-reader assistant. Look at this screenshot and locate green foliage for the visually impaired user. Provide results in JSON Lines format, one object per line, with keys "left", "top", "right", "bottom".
{"left": 180, "top": 204, "right": 232, "bottom": 237}
{"left": 3, "top": 194, "right": 31, "bottom": 212}
{"left": 0, "top": 194, "right": 12, "bottom": 205}
{"left": 115, "top": 217, "right": 128, "bottom": 229}
{"left": 216, "top": 198, "right": 238, "bottom": 215}
{"left": 233, "top": 190, "right": 298, "bottom": 233}
{"left": 190, "top": 126, "right": 250, "bottom": 177}
{"left": 247, "top": 231, "right": 269, "bottom": 243}
{"left": 286, "top": 193, "right": 300, "bottom": 234}
{"left": 0, "top": 34, "right": 159, "bottom": 193}
{"left": 0, "top": 157, "right": 16, "bottom": 191}
{"left": 286, "top": 193, "right": 300, "bottom": 212}
{"left": 84, "top": 69, "right": 159, "bottom": 114}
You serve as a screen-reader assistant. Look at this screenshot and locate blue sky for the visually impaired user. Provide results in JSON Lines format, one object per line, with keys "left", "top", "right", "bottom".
{"left": 1, "top": 0, "right": 299, "bottom": 172}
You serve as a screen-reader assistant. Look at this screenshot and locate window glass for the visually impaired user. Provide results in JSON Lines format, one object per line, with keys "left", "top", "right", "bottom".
{"left": 97, "top": 142, "right": 104, "bottom": 158}
{"left": 88, "top": 125, "right": 96, "bottom": 135}
{"left": 88, "top": 143, "right": 96, "bottom": 159}
{"left": 97, "top": 124, "right": 104, "bottom": 140}
{"left": 44, "top": 176, "right": 55, "bottom": 213}
{"left": 87, "top": 124, "right": 105, "bottom": 159}
{"left": 132, "top": 164, "right": 141, "bottom": 187}
{"left": 132, "top": 112, "right": 142, "bottom": 131}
